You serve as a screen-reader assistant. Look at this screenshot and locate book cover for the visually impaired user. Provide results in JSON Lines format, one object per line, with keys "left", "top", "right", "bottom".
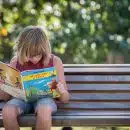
{"left": 21, "top": 67, "right": 60, "bottom": 102}
{"left": 0, "top": 61, "right": 60, "bottom": 102}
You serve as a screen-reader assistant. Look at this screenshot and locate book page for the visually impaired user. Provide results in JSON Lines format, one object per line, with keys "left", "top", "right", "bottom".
{"left": 0, "top": 61, "right": 23, "bottom": 89}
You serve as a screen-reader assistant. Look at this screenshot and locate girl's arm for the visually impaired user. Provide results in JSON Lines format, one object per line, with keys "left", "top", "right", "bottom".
{"left": 53, "top": 56, "right": 70, "bottom": 103}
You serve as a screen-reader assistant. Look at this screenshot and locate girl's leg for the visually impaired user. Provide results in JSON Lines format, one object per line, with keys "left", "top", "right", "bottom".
{"left": 36, "top": 105, "right": 52, "bottom": 130}
{"left": 2, "top": 105, "right": 20, "bottom": 130}
{"left": 34, "top": 97, "right": 57, "bottom": 130}
{"left": 2, "top": 98, "right": 31, "bottom": 130}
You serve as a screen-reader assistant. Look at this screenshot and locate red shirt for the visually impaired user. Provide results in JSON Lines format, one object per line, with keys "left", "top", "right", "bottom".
{"left": 16, "top": 54, "right": 54, "bottom": 72}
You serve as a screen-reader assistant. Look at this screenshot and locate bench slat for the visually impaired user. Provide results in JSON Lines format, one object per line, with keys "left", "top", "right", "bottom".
{"left": 68, "top": 84, "right": 130, "bottom": 90}
{"left": 58, "top": 102, "right": 130, "bottom": 109}
{"left": 55, "top": 110, "right": 130, "bottom": 116}
{"left": 11, "top": 115, "right": 130, "bottom": 126}
{"left": 66, "top": 75, "right": 130, "bottom": 82}
{"left": 70, "top": 93, "right": 130, "bottom": 100}
{"left": 64, "top": 68, "right": 130, "bottom": 73}
{"left": 64, "top": 64, "right": 130, "bottom": 68}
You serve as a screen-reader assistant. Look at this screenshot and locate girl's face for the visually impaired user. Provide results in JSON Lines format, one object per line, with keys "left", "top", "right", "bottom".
{"left": 28, "top": 54, "right": 42, "bottom": 64}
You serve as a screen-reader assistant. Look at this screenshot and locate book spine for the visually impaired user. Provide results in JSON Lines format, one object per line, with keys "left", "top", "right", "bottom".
{"left": 21, "top": 75, "right": 27, "bottom": 102}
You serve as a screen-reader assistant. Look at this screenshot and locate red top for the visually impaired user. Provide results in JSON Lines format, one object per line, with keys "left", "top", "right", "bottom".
{"left": 16, "top": 54, "right": 54, "bottom": 72}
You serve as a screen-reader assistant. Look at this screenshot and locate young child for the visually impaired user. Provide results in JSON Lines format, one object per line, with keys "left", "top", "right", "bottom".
{"left": 2, "top": 26, "right": 70, "bottom": 130}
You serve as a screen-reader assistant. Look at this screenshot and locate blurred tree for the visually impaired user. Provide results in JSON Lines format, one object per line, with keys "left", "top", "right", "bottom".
{"left": 0, "top": 0, "right": 130, "bottom": 63}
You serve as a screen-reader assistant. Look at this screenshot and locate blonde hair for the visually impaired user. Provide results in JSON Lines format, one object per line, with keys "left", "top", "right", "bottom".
{"left": 14, "top": 26, "right": 52, "bottom": 66}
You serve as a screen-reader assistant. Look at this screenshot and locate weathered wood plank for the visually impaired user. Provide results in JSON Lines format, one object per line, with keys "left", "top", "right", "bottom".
{"left": 1, "top": 115, "right": 130, "bottom": 126}
{"left": 64, "top": 68, "right": 130, "bottom": 74}
{"left": 55, "top": 110, "right": 130, "bottom": 116}
{"left": 70, "top": 93, "right": 130, "bottom": 100}
{"left": 66, "top": 75, "right": 130, "bottom": 82}
{"left": 53, "top": 115, "right": 130, "bottom": 126}
{"left": 58, "top": 102, "right": 130, "bottom": 109}
{"left": 64, "top": 64, "right": 130, "bottom": 68}
{"left": 67, "top": 84, "right": 130, "bottom": 91}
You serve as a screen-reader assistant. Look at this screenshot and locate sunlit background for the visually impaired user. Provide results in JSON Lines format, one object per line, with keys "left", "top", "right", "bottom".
{"left": 0, "top": 0, "right": 130, "bottom": 64}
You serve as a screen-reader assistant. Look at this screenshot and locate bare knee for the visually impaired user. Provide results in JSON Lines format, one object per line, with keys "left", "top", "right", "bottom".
{"left": 36, "top": 106, "right": 52, "bottom": 121}
{"left": 2, "top": 105, "right": 20, "bottom": 120}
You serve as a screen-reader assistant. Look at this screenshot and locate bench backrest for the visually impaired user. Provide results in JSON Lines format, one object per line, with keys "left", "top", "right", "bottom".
{"left": 57, "top": 64, "right": 130, "bottom": 115}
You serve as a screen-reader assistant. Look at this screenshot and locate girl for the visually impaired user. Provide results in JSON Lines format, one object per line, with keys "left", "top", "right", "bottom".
{"left": 2, "top": 26, "right": 70, "bottom": 130}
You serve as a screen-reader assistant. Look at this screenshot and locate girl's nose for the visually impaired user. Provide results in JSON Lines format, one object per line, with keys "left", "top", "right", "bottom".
{"left": 28, "top": 57, "right": 32, "bottom": 61}
{"left": 28, "top": 57, "right": 35, "bottom": 62}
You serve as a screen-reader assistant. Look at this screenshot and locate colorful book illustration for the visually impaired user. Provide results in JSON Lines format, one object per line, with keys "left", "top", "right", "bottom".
{"left": 0, "top": 61, "right": 60, "bottom": 102}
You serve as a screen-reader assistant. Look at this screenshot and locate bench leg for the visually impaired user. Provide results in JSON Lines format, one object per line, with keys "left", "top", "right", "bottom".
{"left": 61, "top": 127, "right": 73, "bottom": 130}
{"left": 32, "top": 127, "right": 35, "bottom": 130}
{"left": 111, "top": 127, "right": 116, "bottom": 130}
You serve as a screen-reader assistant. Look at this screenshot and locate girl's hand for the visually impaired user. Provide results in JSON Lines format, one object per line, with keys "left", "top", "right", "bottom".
{"left": 56, "top": 82, "right": 67, "bottom": 95}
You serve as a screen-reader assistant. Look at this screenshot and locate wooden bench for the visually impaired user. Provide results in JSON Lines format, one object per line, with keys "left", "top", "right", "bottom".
{"left": 1, "top": 64, "right": 130, "bottom": 128}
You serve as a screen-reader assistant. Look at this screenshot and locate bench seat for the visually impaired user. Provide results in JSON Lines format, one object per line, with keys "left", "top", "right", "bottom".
{"left": 1, "top": 110, "right": 130, "bottom": 126}
{"left": 0, "top": 64, "right": 130, "bottom": 127}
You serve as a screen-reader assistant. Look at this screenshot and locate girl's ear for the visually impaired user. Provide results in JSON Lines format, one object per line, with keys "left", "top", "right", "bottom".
{"left": 10, "top": 56, "right": 17, "bottom": 68}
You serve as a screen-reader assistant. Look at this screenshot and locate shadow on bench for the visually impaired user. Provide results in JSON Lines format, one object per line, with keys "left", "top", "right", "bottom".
{"left": 1, "top": 64, "right": 130, "bottom": 128}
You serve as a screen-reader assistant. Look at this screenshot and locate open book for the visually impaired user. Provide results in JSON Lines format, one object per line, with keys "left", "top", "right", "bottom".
{"left": 0, "top": 61, "right": 60, "bottom": 102}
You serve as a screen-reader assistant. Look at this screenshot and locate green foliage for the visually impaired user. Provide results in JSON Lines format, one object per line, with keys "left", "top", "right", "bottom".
{"left": 0, "top": 0, "right": 130, "bottom": 63}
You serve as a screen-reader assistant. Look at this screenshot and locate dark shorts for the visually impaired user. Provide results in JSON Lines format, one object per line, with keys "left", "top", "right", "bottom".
{"left": 6, "top": 96, "right": 57, "bottom": 115}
